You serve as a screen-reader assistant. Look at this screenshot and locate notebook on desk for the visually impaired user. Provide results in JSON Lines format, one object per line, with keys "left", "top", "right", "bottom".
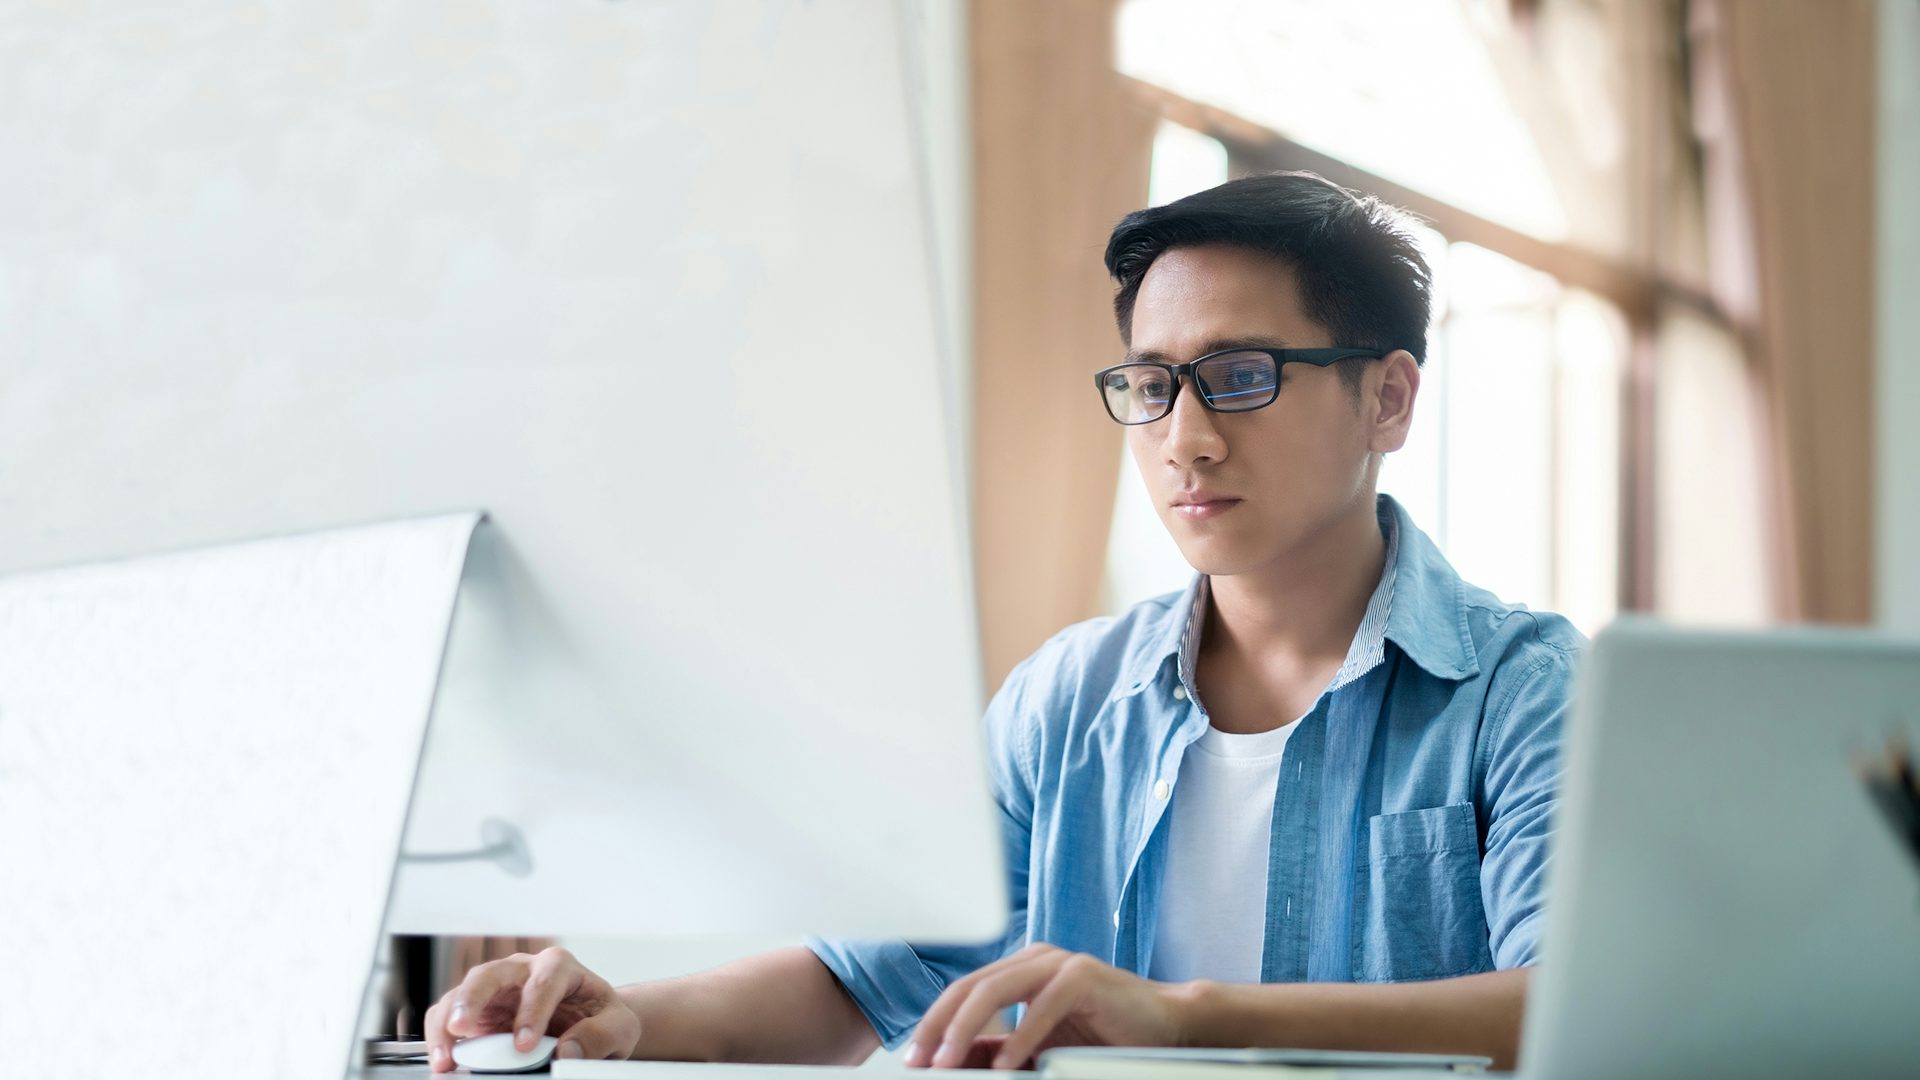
{"left": 553, "top": 1064, "right": 901, "bottom": 1079}
{"left": 1036, "top": 1046, "right": 1489, "bottom": 1078}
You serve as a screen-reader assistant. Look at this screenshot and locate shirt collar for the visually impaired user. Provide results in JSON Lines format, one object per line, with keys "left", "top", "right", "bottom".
{"left": 1377, "top": 494, "right": 1481, "bottom": 680}
{"left": 1324, "top": 503, "right": 1399, "bottom": 692}
{"left": 1122, "top": 494, "right": 1480, "bottom": 697}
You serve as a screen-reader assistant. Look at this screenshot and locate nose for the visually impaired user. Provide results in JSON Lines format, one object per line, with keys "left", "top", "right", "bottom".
{"left": 1161, "top": 375, "right": 1227, "bottom": 469}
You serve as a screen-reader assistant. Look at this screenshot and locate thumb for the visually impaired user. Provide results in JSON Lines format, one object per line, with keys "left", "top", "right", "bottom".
{"left": 553, "top": 1008, "right": 640, "bottom": 1062}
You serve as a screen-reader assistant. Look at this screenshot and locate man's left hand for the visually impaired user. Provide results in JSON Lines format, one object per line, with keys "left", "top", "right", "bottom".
{"left": 903, "top": 944, "right": 1195, "bottom": 1070}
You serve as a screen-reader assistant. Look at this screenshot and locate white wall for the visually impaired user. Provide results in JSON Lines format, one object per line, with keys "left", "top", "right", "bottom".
{"left": 1879, "top": 0, "right": 1920, "bottom": 633}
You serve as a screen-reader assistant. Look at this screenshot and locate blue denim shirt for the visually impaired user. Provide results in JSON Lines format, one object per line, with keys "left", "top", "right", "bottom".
{"left": 809, "top": 495, "right": 1583, "bottom": 1049}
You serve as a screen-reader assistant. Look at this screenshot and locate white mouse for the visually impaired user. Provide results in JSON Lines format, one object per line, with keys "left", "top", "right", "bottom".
{"left": 450, "top": 1032, "right": 559, "bottom": 1073}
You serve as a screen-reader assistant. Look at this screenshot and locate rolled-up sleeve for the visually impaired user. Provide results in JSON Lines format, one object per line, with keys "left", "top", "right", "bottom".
{"left": 1476, "top": 642, "right": 1576, "bottom": 970}
{"left": 805, "top": 650, "right": 1044, "bottom": 1048}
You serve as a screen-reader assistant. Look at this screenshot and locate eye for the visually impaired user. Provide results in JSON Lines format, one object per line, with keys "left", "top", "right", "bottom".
{"left": 1234, "top": 363, "right": 1271, "bottom": 387}
{"left": 1136, "top": 379, "right": 1172, "bottom": 402}
{"left": 1204, "top": 358, "right": 1276, "bottom": 400}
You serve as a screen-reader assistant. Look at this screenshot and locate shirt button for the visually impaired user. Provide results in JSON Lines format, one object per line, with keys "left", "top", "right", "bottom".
{"left": 1172, "top": 684, "right": 1188, "bottom": 701}
{"left": 1153, "top": 778, "right": 1171, "bottom": 801}
{"left": 1112, "top": 909, "right": 1121, "bottom": 928}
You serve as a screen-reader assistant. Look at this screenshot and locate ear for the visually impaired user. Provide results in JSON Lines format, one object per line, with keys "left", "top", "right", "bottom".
{"left": 1366, "top": 350, "right": 1420, "bottom": 454}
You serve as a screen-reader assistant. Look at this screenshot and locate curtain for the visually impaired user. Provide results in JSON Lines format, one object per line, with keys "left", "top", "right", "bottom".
{"left": 1694, "top": 0, "right": 1879, "bottom": 623}
{"left": 969, "top": 0, "right": 1156, "bottom": 687}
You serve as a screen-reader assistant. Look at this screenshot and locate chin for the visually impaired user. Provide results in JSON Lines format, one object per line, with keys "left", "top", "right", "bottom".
{"left": 1166, "top": 509, "right": 1314, "bottom": 577}
{"left": 1169, "top": 534, "right": 1272, "bottom": 578}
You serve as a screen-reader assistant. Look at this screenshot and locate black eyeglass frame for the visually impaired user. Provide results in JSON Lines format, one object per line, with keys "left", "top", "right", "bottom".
{"left": 1093, "top": 347, "right": 1386, "bottom": 425}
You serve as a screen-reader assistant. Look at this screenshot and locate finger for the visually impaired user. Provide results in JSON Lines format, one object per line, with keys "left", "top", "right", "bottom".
{"left": 423, "top": 999, "right": 455, "bottom": 1073}
{"left": 511, "top": 948, "right": 583, "bottom": 1050}
{"left": 554, "top": 1006, "right": 642, "bottom": 1062}
{"left": 990, "top": 955, "right": 1097, "bottom": 1069}
{"left": 447, "top": 954, "right": 534, "bottom": 1037}
{"left": 960, "top": 1035, "right": 1012, "bottom": 1070}
{"left": 930, "top": 955, "right": 1064, "bottom": 1068}
{"left": 908, "top": 944, "right": 1056, "bottom": 1067}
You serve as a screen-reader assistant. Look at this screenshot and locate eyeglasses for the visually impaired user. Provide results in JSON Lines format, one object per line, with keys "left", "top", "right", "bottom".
{"left": 1093, "top": 347, "right": 1384, "bottom": 425}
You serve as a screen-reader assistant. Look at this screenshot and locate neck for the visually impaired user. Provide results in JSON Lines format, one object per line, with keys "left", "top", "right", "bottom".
{"left": 1204, "top": 494, "right": 1388, "bottom": 665}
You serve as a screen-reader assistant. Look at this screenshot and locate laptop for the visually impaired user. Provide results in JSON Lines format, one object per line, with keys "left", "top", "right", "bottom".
{"left": 1520, "top": 619, "right": 1920, "bottom": 1079}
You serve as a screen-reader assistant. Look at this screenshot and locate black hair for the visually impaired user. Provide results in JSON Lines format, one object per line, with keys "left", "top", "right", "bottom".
{"left": 1104, "top": 171, "right": 1432, "bottom": 389}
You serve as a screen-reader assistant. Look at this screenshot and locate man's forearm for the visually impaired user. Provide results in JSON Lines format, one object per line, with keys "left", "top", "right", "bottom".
{"left": 1176, "top": 967, "right": 1530, "bottom": 1071}
{"left": 616, "top": 946, "right": 881, "bottom": 1065}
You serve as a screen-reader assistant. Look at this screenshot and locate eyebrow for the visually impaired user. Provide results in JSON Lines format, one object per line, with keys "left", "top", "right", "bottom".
{"left": 1123, "top": 336, "right": 1295, "bottom": 364}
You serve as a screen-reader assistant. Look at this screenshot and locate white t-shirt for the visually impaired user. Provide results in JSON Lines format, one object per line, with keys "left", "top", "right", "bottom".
{"left": 1146, "top": 718, "right": 1299, "bottom": 984}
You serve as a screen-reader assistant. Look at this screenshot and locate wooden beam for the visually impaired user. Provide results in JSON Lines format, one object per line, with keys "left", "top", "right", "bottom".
{"left": 1122, "top": 76, "right": 1729, "bottom": 330}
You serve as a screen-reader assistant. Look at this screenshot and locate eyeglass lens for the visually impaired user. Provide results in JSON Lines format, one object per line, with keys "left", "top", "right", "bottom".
{"left": 1101, "top": 351, "right": 1280, "bottom": 423}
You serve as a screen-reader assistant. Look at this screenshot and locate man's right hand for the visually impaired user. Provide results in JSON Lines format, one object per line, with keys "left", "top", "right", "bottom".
{"left": 424, "top": 946, "right": 641, "bottom": 1071}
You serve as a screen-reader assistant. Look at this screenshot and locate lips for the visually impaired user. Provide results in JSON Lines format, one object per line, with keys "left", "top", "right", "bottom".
{"left": 1171, "top": 492, "right": 1242, "bottom": 521}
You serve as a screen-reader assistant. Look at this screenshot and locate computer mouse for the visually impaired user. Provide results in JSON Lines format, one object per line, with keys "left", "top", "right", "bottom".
{"left": 450, "top": 1031, "right": 559, "bottom": 1073}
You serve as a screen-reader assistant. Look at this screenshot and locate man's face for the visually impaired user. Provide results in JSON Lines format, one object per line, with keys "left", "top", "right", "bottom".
{"left": 1122, "top": 244, "right": 1385, "bottom": 576}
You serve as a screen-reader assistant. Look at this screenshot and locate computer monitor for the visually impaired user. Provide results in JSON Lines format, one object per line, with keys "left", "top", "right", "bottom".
{"left": 1522, "top": 620, "right": 1920, "bottom": 1079}
{"left": 0, "top": 0, "right": 1002, "bottom": 955}
{"left": 0, "top": 514, "right": 481, "bottom": 1080}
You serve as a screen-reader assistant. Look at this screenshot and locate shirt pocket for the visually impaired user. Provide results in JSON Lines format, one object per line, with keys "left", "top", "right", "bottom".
{"left": 1351, "top": 802, "right": 1494, "bottom": 983}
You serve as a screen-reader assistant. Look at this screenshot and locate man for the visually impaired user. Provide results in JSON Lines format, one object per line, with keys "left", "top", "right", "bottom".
{"left": 424, "top": 171, "right": 1580, "bottom": 1073}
